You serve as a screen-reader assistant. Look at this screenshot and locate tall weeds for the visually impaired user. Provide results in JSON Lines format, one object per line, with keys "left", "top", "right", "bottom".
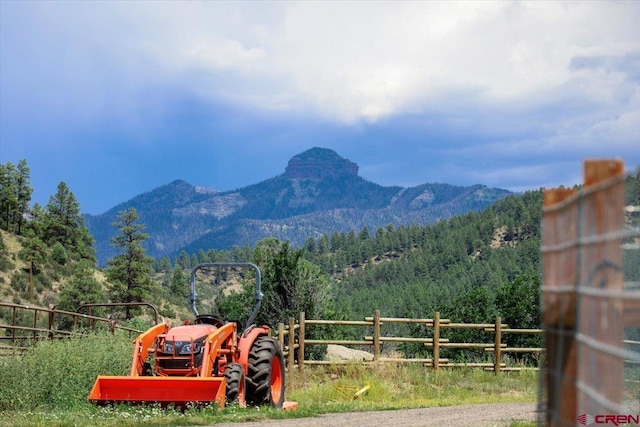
{"left": 0, "top": 332, "right": 132, "bottom": 411}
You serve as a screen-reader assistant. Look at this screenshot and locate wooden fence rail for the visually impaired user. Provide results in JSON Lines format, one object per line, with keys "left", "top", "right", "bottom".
{"left": 276, "top": 310, "right": 544, "bottom": 374}
{"left": 0, "top": 302, "right": 150, "bottom": 353}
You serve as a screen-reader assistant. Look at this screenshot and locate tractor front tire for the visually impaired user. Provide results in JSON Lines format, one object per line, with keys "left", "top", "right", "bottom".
{"left": 246, "top": 336, "right": 285, "bottom": 407}
{"left": 224, "top": 363, "right": 246, "bottom": 406}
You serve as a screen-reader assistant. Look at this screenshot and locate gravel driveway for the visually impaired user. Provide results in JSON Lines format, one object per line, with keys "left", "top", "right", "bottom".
{"left": 213, "top": 402, "right": 539, "bottom": 427}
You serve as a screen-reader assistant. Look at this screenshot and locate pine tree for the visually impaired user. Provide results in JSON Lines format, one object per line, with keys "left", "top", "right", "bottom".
{"left": 18, "top": 235, "right": 47, "bottom": 300}
{"left": 0, "top": 159, "right": 33, "bottom": 235}
{"left": 15, "top": 160, "right": 32, "bottom": 235}
{"left": 105, "top": 208, "right": 157, "bottom": 318}
{"left": 25, "top": 203, "right": 45, "bottom": 240}
{"left": 0, "top": 161, "right": 18, "bottom": 232}
{"left": 43, "top": 182, "right": 95, "bottom": 263}
{"left": 197, "top": 249, "right": 210, "bottom": 264}
{"left": 19, "top": 236, "right": 47, "bottom": 276}
{"left": 176, "top": 250, "right": 190, "bottom": 270}
{"left": 170, "top": 265, "right": 188, "bottom": 298}
{"left": 304, "top": 237, "right": 316, "bottom": 254}
{"left": 154, "top": 256, "right": 172, "bottom": 273}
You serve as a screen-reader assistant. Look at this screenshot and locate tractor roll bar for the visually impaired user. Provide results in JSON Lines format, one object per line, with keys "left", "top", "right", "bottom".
{"left": 190, "top": 262, "right": 263, "bottom": 330}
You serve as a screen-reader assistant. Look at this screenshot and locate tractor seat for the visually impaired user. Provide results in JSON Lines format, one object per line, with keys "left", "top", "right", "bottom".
{"left": 194, "top": 314, "right": 225, "bottom": 328}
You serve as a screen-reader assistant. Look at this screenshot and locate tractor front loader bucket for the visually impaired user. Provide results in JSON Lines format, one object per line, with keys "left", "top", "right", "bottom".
{"left": 88, "top": 376, "right": 227, "bottom": 408}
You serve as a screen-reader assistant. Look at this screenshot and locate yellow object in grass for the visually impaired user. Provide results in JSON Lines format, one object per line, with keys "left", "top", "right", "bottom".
{"left": 333, "top": 384, "right": 371, "bottom": 400}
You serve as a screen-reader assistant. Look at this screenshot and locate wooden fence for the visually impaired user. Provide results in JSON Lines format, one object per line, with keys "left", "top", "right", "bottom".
{"left": 0, "top": 302, "right": 151, "bottom": 355}
{"left": 275, "top": 310, "right": 544, "bottom": 373}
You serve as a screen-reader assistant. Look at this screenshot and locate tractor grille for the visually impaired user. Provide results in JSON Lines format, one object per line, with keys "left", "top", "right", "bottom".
{"left": 158, "top": 358, "right": 193, "bottom": 370}
{"left": 156, "top": 352, "right": 204, "bottom": 371}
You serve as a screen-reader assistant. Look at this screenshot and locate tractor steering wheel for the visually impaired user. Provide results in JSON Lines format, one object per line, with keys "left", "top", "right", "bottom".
{"left": 194, "top": 314, "right": 225, "bottom": 328}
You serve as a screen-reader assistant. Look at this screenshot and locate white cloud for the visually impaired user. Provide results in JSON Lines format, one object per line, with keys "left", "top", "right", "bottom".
{"left": 239, "top": 1, "right": 639, "bottom": 122}
{"left": 4, "top": 1, "right": 639, "bottom": 121}
{"left": 2, "top": 1, "right": 639, "bottom": 149}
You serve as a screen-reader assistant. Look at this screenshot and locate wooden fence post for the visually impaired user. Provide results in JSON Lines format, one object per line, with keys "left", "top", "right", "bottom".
{"left": 288, "top": 317, "right": 295, "bottom": 370}
{"left": 494, "top": 316, "right": 502, "bottom": 374}
{"left": 277, "top": 322, "right": 284, "bottom": 355}
{"left": 48, "top": 304, "right": 55, "bottom": 340}
{"left": 298, "top": 312, "right": 305, "bottom": 373}
{"left": 541, "top": 159, "right": 625, "bottom": 426}
{"left": 373, "top": 310, "right": 381, "bottom": 361}
{"left": 433, "top": 312, "right": 440, "bottom": 371}
{"left": 11, "top": 306, "right": 16, "bottom": 345}
{"left": 32, "top": 308, "right": 37, "bottom": 342}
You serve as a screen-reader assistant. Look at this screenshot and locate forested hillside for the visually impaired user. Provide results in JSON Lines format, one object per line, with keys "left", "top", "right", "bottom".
{"left": 304, "top": 190, "right": 543, "bottom": 322}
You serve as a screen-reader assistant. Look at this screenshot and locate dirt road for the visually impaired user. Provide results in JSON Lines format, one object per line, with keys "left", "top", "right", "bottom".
{"left": 213, "top": 402, "right": 539, "bottom": 427}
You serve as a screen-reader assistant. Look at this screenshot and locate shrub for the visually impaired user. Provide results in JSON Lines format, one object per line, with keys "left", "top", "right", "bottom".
{"left": 51, "top": 242, "right": 69, "bottom": 265}
{"left": 0, "top": 257, "right": 13, "bottom": 272}
{"left": 123, "top": 316, "right": 155, "bottom": 332}
{"left": 10, "top": 272, "right": 27, "bottom": 293}
{"left": 160, "top": 306, "right": 176, "bottom": 318}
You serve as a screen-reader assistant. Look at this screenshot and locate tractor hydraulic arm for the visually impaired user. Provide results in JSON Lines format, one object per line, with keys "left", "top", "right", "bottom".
{"left": 130, "top": 322, "right": 170, "bottom": 376}
{"left": 199, "top": 322, "right": 237, "bottom": 377}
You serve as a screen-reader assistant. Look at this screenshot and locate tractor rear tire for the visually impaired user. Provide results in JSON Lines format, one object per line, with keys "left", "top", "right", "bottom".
{"left": 224, "top": 363, "right": 246, "bottom": 405}
{"left": 246, "top": 336, "right": 285, "bottom": 407}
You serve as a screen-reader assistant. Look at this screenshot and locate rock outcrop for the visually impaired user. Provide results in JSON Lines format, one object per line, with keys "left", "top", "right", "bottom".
{"left": 285, "top": 147, "right": 359, "bottom": 180}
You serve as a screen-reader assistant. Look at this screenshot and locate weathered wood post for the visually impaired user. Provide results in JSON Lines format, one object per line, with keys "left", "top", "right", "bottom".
{"left": 288, "top": 317, "right": 295, "bottom": 370}
{"left": 277, "top": 322, "right": 285, "bottom": 357}
{"left": 11, "top": 306, "right": 16, "bottom": 345}
{"left": 298, "top": 312, "right": 305, "bottom": 373}
{"left": 494, "top": 316, "right": 502, "bottom": 374}
{"left": 542, "top": 159, "right": 625, "bottom": 426}
{"left": 373, "top": 309, "right": 381, "bottom": 361}
{"left": 32, "top": 308, "right": 37, "bottom": 342}
{"left": 433, "top": 311, "right": 440, "bottom": 371}
{"left": 48, "top": 304, "right": 55, "bottom": 340}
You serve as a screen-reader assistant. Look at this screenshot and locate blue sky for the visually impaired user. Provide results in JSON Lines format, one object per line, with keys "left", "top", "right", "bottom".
{"left": 1, "top": 1, "right": 639, "bottom": 215}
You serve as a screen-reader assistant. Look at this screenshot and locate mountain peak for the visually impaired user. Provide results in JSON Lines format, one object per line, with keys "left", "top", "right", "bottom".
{"left": 284, "top": 147, "right": 359, "bottom": 180}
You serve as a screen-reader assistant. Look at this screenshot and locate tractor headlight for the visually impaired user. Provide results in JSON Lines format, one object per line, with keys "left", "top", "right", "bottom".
{"left": 179, "top": 342, "right": 201, "bottom": 355}
{"left": 162, "top": 340, "right": 203, "bottom": 355}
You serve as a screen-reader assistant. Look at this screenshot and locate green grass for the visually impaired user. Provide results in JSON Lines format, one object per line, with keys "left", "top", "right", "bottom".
{"left": 0, "top": 333, "right": 538, "bottom": 426}
{"left": 287, "top": 363, "right": 537, "bottom": 412}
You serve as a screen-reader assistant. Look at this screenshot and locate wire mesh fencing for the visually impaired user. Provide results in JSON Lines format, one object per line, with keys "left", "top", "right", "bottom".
{"left": 540, "top": 160, "right": 640, "bottom": 426}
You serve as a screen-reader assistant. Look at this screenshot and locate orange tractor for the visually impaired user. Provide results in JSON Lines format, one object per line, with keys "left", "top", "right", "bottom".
{"left": 88, "top": 262, "right": 286, "bottom": 408}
